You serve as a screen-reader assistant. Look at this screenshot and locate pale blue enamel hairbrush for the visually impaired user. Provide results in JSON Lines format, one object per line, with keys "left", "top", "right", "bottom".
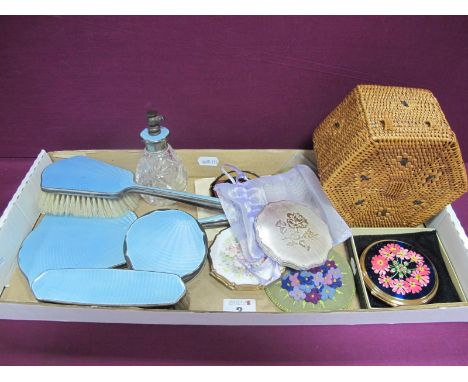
{"left": 39, "top": 155, "right": 227, "bottom": 221}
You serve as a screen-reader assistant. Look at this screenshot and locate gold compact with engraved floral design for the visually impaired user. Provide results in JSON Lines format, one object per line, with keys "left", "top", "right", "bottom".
{"left": 255, "top": 201, "right": 332, "bottom": 270}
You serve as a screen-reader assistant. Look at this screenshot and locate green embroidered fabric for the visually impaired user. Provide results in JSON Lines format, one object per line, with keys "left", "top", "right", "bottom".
{"left": 265, "top": 250, "right": 356, "bottom": 312}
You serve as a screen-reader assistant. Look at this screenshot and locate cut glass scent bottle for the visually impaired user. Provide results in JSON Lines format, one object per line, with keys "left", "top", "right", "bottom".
{"left": 135, "top": 110, "right": 188, "bottom": 206}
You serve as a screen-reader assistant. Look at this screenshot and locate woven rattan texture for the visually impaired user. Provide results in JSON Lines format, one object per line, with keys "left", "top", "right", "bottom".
{"left": 313, "top": 85, "right": 467, "bottom": 227}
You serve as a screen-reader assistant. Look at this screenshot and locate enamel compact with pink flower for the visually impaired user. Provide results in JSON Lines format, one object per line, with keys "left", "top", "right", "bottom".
{"left": 360, "top": 240, "right": 439, "bottom": 306}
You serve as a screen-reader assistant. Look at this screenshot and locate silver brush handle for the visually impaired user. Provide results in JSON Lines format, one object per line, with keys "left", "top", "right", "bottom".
{"left": 130, "top": 184, "right": 223, "bottom": 210}
{"left": 198, "top": 213, "right": 229, "bottom": 228}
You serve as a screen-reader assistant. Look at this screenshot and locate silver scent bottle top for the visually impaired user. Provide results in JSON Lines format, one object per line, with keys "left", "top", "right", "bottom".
{"left": 135, "top": 110, "right": 188, "bottom": 206}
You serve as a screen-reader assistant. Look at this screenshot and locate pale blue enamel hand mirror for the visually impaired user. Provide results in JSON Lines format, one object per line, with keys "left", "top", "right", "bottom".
{"left": 19, "top": 212, "right": 137, "bottom": 285}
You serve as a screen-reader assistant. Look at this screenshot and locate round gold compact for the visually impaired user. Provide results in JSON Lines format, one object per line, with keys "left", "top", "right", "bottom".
{"left": 255, "top": 201, "right": 332, "bottom": 270}
{"left": 209, "top": 228, "right": 264, "bottom": 291}
{"left": 360, "top": 240, "right": 439, "bottom": 307}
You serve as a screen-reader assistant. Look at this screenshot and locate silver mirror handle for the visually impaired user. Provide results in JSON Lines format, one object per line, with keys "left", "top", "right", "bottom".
{"left": 198, "top": 213, "right": 229, "bottom": 228}
{"left": 129, "top": 184, "right": 223, "bottom": 210}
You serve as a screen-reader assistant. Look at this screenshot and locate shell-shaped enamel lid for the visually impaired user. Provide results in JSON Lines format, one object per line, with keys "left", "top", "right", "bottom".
{"left": 255, "top": 201, "right": 332, "bottom": 270}
{"left": 125, "top": 210, "right": 207, "bottom": 280}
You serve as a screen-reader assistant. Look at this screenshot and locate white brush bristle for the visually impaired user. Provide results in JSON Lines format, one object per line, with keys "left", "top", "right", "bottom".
{"left": 39, "top": 191, "right": 140, "bottom": 218}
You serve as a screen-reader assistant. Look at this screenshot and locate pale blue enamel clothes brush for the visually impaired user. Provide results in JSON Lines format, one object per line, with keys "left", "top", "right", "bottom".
{"left": 39, "top": 155, "right": 227, "bottom": 225}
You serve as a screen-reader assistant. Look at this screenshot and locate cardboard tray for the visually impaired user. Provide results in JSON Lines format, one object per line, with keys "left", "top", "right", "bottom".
{"left": 0, "top": 149, "right": 467, "bottom": 326}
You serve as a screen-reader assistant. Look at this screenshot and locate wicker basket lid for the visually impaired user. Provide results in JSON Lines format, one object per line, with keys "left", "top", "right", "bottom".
{"left": 313, "top": 85, "right": 467, "bottom": 227}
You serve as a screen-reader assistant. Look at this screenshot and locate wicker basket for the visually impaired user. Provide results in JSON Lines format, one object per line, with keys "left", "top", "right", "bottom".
{"left": 313, "top": 85, "right": 467, "bottom": 227}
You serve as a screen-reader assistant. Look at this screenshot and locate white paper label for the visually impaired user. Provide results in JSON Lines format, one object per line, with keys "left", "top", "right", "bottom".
{"left": 198, "top": 156, "right": 219, "bottom": 166}
{"left": 223, "top": 299, "right": 256, "bottom": 312}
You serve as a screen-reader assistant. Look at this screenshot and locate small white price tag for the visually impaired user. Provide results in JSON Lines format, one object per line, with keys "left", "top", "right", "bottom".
{"left": 198, "top": 156, "right": 219, "bottom": 167}
{"left": 223, "top": 299, "right": 256, "bottom": 312}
